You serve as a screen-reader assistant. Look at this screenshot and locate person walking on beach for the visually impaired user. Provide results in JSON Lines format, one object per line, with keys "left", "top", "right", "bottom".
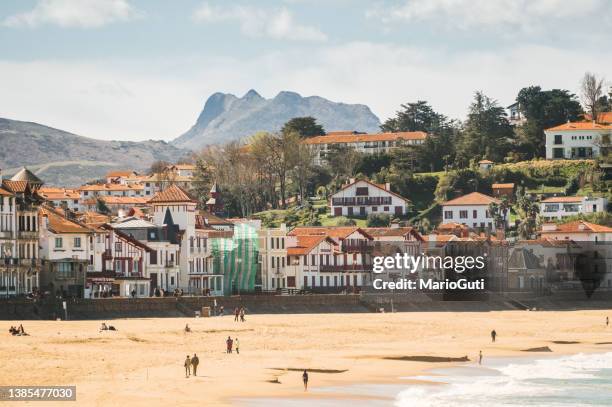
{"left": 226, "top": 336, "right": 233, "bottom": 353}
{"left": 240, "top": 307, "right": 245, "bottom": 322}
{"left": 191, "top": 354, "right": 199, "bottom": 376}
{"left": 184, "top": 355, "right": 191, "bottom": 378}
{"left": 302, "top": 370, "right": 309, "bottom": 391}
{"left": 491, "top": 329, "right": 497, "bottom": 343}
{"left": 234, "top": 307, "right": 240, "bottom": 322}
{"left": 606, "top": 316, "right": 609, "bottom": 327}
{"left": 235, "top": 338, "right": 240, "bottom": 355}
{"left": 479, "top": 350, "right": 483, "bottom": 365}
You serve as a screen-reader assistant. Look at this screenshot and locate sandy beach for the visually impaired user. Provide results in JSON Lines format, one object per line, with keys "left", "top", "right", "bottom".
{"left": 2, "top": 310, "right": 612, "bottom": 406}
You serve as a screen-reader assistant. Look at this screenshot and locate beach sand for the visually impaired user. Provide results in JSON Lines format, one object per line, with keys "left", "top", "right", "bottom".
{"left": 1, "top": 310, "right": 612, "bottom": 406}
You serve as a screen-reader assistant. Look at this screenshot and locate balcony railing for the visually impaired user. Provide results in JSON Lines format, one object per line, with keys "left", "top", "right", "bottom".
{"left": 0, "top": 231, "right": 13, "bottom": 239}
{"left": 319, "top": 264, "right": 373, "bottom": 273}
{"left": 342, "top": 243, "right": 373, "bottom": 253}
{"left": 331, "top": 197, "right": 392, "bottom": 206}
{"left": 17, "top": 231, "right": 38, "bottom": 240}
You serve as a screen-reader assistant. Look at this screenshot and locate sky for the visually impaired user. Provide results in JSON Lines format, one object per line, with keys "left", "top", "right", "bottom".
{"left": 0, "top": 0, "right": 611, "bottom": 142}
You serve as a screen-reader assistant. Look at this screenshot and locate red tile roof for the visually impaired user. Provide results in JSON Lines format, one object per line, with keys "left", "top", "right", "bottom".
{"left": 442, "top": 192, "right": 499, "bottom": 206}
{"left": 106, "top": 170, "right": 137, "bottom": 178}
{"left": 78, "top": 183, "right": 144, "bottom": 191}
{"left": 40, "top": 206, "right": 92, "bottom": 234}
{"left": 541, "top": 221, "right": 612, "bottom": 234}
{"left": 148, "top": 184, "right": 196, "bottom": 204}
{"left": 303, "top": 131, "right": 427, "bottom": 145}
{"left": 545, "top": 121, "right": 612, "bottom": 131}
{"left": 584, "top": 112, "right": 612, "bottom": 124}
{"left": 492, "top": 183, "right": 515, "bottom": 189}
{"left": 2, "top": 180, "right": 29, "bottom": 193}
{"left": 0, "top": 187, "right": 13, "bottom": 196}
{"left": 288, "top": 226, "right": 373, "bottom": 240}
{"left": 287, "top": 235, "right": 336, "bottom": 256}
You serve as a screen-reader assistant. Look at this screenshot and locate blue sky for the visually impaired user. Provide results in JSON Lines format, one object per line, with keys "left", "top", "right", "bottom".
{"left": 0, "top": 0, "right": 611, "bottom": 142}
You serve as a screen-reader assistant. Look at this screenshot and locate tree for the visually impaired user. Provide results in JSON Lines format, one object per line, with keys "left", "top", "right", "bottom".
{"left": 366, "top": 213, "right": 391, "bottom": 227}
{"left": 580, "top": 72, "right": 605, "bottom": 121}
{"left": 325, "top": 144, "right": 361, "bottom": 182}
{"left": 515, "top": 86, "right": 583, "bottom": 158}
{"left": 455, "top": 92, "right": 514, "bottom": 166}
{"left": 190, "top": 158, "right": 213, "bottom": 209}
{"left": 96, "top": 196, "right": 110, "bottom": 215}
{"left": 281, "top": 117, "right": 325, "bottom": 138}
{"left": 381, "top": 100, "right": 458, "bottom": 171}
{"left": 515, "top": 188, "right": 539, "bottom": 239}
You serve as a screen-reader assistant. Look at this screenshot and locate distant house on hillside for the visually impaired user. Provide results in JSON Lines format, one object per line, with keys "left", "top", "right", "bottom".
{"left": 441, "top": 192, "right": 507, "bottom": 232}
{"left": 478, "top": 159, "right": 494, "bottom": 171}
{"left": 303, "top": 131, "right": 427, "bottom": 166}
{"left": 544, "top": 121, "right": 611, "bottom": 159}
{"left": 492, "top": 183, "right": 515, "bottom": 201}
{"left": 540, "top": 196, "right": 608, "bottom": 220}
{"left": 329, "top": 179, "right": 409, "bottom": 217}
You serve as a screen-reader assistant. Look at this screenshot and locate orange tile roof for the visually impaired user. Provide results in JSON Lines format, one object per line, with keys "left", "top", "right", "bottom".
{"left": 478, "top": 159, "right": 494, "bottom": 164}
{"left": 363, "top": 227, "right": 424, "bottom": 240}
{"left": 78, "top": 183, "right": 144, "bottom": 191}
{"left": 492, "top": 183, "right": 515, "bottom": 189}
{"left": 106, "top": 170, "right": 137, "bottom": 178}
{"left": 2, "top": 180, "right": 29, "bottom": 193}
{"left": 38, "top": 187, "right": 79, "bottom": 200}
{"left": 584, "top": 112, "right": 612, "bottom": 124}
{"left": 303, "top": 131, "right": 427, "bottom": 145}
{"left": 541, "top": 221, "right": 612, "bottom": 234}
{"left": 148, "top": 184, "right": 196, "bottom": 204}
{"left": 442, "top": 192, "right": 499, "bottom": 206}
{"left": 541, "top": 196, "right": 583, "bottom": 203}
{"left": 437, "top": 222, "right": 471, "bottom": 231}
{"left": 287, "top": 235, "right": 336, "bottom": 256}
{"left": 545, "top": 121, "right": 612, "bottom": 131}
{"left": 40, "top": 206, "right": 92, "bottom": 234}
{"left": 288, "top": 226, "right": 373, "bottom": 240}
{"left": 0, "top": 187, "right": 13, "bottom": 196}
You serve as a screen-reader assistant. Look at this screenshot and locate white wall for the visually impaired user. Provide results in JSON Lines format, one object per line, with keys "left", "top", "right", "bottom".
{"left": 441, "top": 204, "right": 505, "bottom": 231}
{"left": 545, "top": 129, "right": 607, "bottom": 159}
{"left": 330, "top": 181, "right": 406, "bottom": 217}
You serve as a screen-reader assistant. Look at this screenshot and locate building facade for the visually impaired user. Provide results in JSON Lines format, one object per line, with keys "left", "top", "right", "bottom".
{"left": 540, "top": 196, "right": 608, "bottom": 220}
{"left": 441, "top": 192, "right": 507, "bottom": 232}
{"left": 544, "top": 122, "right": 611, "bottom": 159}
{"left": 330, "top": 179, "right": 409, "bottom": 217}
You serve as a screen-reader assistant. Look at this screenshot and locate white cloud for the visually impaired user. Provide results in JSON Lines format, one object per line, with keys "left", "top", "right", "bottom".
{"left": 1, "top": 42, "right": 610, "bottom": 142}
{"left": 3, "top": 0, "right": 141, "bottom": 28}
{"left": 193, "top": 3, "right": 327, "bottom": 41}
{"left": 367, "top": 0, "right": 610, "bottom": 31}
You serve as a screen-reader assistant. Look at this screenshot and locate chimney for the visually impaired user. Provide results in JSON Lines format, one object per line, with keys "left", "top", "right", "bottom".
{"left": 427, "top": 233, "right": 437, "bottom": 250}
{"left": 385, "top": 182, "right": 391, "bottom": 191}
{"left": 578, "top": 222, "right": 586, "bottom": 231}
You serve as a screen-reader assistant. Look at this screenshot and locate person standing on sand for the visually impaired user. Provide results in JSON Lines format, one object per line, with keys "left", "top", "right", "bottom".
{"left": 491, "top": 329, "right": 497, "bottom": 343}
{"left": 240, "top": 307, "right": 245, "bottom": 322}
{"left": 235, "top": 338, "right": 240, "bottom": 355}
{"left": 607, "top": 316, "right": 609, "bottom": 327}
{"left": 226, "top": 336, "right": 233, "bottom": 353}
{"left": 184, "top": 355, "right": 191, "bottom": 378}
{"left": 302, "top": 370, "right": 309, "bottom": 391}
{"left": 479, "top": 350, "right": 483, "bottom": 365}
{"left": 191, "top": 354, "right": 199, "bottom": 376}
{"left": 234, "top": 307, "right": 240, "bottom": 322}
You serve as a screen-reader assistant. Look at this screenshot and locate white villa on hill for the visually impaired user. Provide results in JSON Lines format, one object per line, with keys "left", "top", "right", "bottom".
{"left": 544, "top": 121, "right": 611, "bottom": 159}
{"left": 304, "top": 131, "right": 427, "bottom": 166}
{"left": 441, "top": 192, "right": 507, "bottom": 231}
{"left": 540, "top": 196, "right": 608, "bottom": 220}
{"left": 330, "top": 179, "right": 409, "bottom": 217}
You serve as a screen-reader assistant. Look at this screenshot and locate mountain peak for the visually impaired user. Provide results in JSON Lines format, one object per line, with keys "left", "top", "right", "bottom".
{"left": 243, "top": 89, "right": 262, "bottom": 99}
{"left": 173, "top": 90, "right": 381, "bottom": 150}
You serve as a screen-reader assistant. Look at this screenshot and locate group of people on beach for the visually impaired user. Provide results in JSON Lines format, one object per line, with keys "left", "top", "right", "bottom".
{"left": 226, "top": 336, "right": 240, "bottom": 354}
{"left": 234, "top": 307, "right": 246, "bottom": 322}
{"left": 183, "top": 354, "right": 200, "bottom": 378}
{"left": 8, "top": 324, "right": 27, "bottom": 336}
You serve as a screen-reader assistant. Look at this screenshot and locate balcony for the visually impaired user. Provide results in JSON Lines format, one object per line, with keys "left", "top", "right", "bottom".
{"left": 342, "top": 243, "right": 373, "bottom": 253}
{"left": 0, "top": 231, "right": 13, "bottom": 239}
{"left": 331, "top": 197, "right": 392, "bottom": 206}
{"left": 319, "top": 264, "right": 373, "bottom": 273}
{"left": 165, "top": 261, "right": 175, "bottom": 268}
{"left": 17, "top": 231, "right": 38, "bottom": 240}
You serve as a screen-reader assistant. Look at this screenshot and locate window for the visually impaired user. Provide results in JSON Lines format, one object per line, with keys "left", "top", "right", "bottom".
{"left": 372, "top": 206, "right": 378, "bottom": 212}
{"left": 115, "top": 242, "right": 122, "bottom": 252}
{"left": 74, "top": 237, "right": 81, "bottom": 248}
{"left": 554, "top": 134, "right": 562, "bottom": 145}
{"left": 55, "top": 237, "right": 63, "bottom": 249}
{"left": 459, "top": 210, "right": 468, "bottom": 219}
{"left": 384, "top": 206, "right": 389, "bottom": 212}
{"left": 355, "top": 187, "right": 369, "bottom": 196}
{"left": 472, "top": 210, "right": 477, "bottom": 218}
{"left": 56, "top": 262, "right": 75, "bottom": 279}
{"left": 444, "top": 211, "right": 453, "bottom": 219}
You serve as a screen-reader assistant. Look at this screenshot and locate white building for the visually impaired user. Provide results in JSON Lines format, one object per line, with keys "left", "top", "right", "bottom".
{"left": 148, "top": 184, "right": 224, "bottom": 295}
{"left": 330, "top": 179, "right": 409, "bottom": 217}
{"left": 258, "top": 224, "right": 289, "bottom": 291}
{"left": 39, "top": 206, "right": 92, "bottom": 297}
{"left": 540, "top": 196, "right": 608, "bottom": 220}
{"left": 38, "top": 187, "right": 80, "bottom": 211}
{"left": 544, "top": 121, "right": 611, "bottom": 159}
{"left": 441, "top": 192, "right": 507, "bottom": 231}
{"left": 304, "top": 131, "right": 427, "bottom": 166}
